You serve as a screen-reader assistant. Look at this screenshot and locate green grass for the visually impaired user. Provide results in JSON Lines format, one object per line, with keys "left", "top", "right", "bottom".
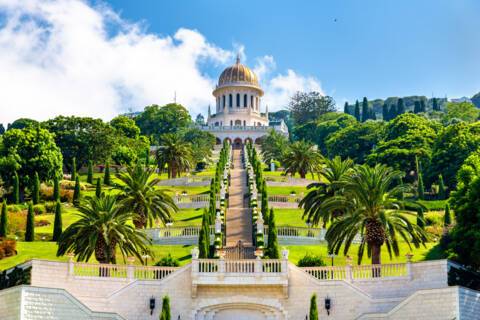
{"left": 274, "top": 209, "right": 307, "bottom": 227}
{"left": 418, "top": 199, "right": 448, "bottom": 211}
{"left": 266, "top": 186, "right": 308, "bottom": 195}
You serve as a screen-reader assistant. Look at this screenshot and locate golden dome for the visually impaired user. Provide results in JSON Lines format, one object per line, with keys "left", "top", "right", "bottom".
{"left": 218, "top": 56, "right": 259, "bottom": 87}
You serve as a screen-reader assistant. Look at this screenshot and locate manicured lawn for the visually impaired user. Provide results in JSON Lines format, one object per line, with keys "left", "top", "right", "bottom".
{"left": 168, "top": 209, "right": 203, "bottom": 227}
{"left": 274, "top": 209, "right": 307, "bottom": 227}
{"left": 266, "top": 186, "right": 308, "bottom": 196}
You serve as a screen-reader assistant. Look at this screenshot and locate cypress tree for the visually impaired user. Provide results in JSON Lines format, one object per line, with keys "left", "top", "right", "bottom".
{"left": 432, "top": 97, "right": 439, "bottom": 111}
{"left": 71, "top": 157, "right": 77, "bottom": 182}
{"left": 343, "top": 102, "right": 349, "bottom": 115}
{"left": 104, "top": 162, "right": 111, "bottom": 186}
{"left": 420, "top": 100, "right": 427, "bottom": 113}
{"left": 382, "top": 103, "right": 389, "bottom": 121}
{"left": 198, "top": 209, "right": 210, "bottom": 258}
{"left": 53, "top": 174, "right": 60, "bottom": 202}
{"left": 309, "top": 293, "right": 319, "bottom": 320}
{"left": 87, "top": 160, "right": 93, "bottom": 184}
{"left": 414, "top": 101, "right": 421, "bottom": 114}
{"left": 95, "top": 178, "right": 102, "bottom": 198}
{"left": 416, "top": 156, "right": 425, "bottom": 200}
{"left": 361, "top": 97, "right": 369, "bottom": 122}
{"left": 388, "top": 104, "right": 397, "bottom": 120}
{"left": 52, "top": 201, "right": 62, "bottom": 241}
{"left": 0, "top": 200, "right": 7, "bottom": 238}
{"left": 370, "top": 108, "right": 377, "bottom": 120}
{"left": 443, "top": 203, "right": 451, "bottom": 226}
{"left": 354, "top": 100, "right": 360, "bottom": 121}
{"left": 396, "top": 98, "right": 405, "bottom": 115}
{"left": 160, "top": 295, "right": 171, "bottom": 320}
{"left": 13, "top": 172, "right": 20, "bottom": 204}
{"left": 416, "top": 208, "right": 425, "bottom": 229}
{"left": 267, "top": 208, "right": 279, "bottom": 259}
{"left": 438, "top": 174, "right": 446, "bottom": 200}
{"left": 25, "top": 202, "right": 34, "bottom": 241}
{"left": 32, "top": 172, "right": 40, "bottom": 205}
{"left": 261, "top": 186, "right": 269, "bottom": 220}
{"left": 73, "top": 176, "right": 81, "bottom": 205}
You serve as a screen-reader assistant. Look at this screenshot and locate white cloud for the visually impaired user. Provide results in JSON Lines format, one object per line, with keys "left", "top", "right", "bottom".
{"left": 262, "top": 69, "right": 324, "bottom": 110}
{"left": 0, "top": 0, "right": 324, "bottom": 124}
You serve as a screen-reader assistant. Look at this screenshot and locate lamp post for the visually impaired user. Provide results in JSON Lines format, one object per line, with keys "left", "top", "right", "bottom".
{"left": 328, "top": 253, "right": 335, "bottom": 266}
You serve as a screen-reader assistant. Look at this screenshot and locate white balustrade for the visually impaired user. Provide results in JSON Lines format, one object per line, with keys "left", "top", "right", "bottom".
{"left": 72, "top": 262, "right": 178, "bottom": 280}
{"left": 302, "top": 263, "right": 409, "bottom": 281}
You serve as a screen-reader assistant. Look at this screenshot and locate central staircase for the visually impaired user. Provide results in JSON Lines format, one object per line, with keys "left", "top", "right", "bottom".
{"left": 225, "top": 146, "right": 255, "bottom": 259}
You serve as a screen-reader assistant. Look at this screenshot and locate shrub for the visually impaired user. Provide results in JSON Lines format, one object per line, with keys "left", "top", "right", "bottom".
{"left": 0, "top": 239, "right": 17, "bottom": 260}
{"left": 44, "top": 201, "right": 57, "bottom": 213}
{"left": 52, "top": 201, "right": 62, "bottom": 242}
{"left": 297, "top": 253, "right": 326, "bottom": 267}
{"left": 7, "top": 211, "right": 27, "bottom": 235}
{"left": 160, "top": 295, "right": 171, "bottom": 320}
{"left": 310, "top": 293, "right": 318, "bottom": 320}
{"left": 155, "top": 254, "right": 180, "bottom": 267}
{"left": 0, "top": 201, "right": 7, "bottom": 238}
{"left": 34, "top": 219, "right": 50, "bottom": 227}
{"left": 33, "top": 204, "right": 45, "bottom": 215}
{"left": 32, "top": 172, "right": 40, "bottom": 205}
{"left": 25, "top": 203, "right": 34, "bottom": 242}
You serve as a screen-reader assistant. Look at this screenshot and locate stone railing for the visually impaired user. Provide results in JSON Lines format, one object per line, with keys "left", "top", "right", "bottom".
{"left": 157, "top": 176, "right": 212, "bottom": 187}
{"left": 257, "top": 194, "right": 303, "bottom": 208}
{"left": 200, "top": 125, "right": 270, "bottom": 132}
{"left": 70, "top": 260, "right": 179, "bottom": 281}
{"left": 302, "top": 262, "right": 410, "bottom": 282}
{"left": 145, "top": 226, "right": 215, "bottom": 245}
{"left": 263, "top": 226, "right": 362, "bottom": 245}
{"left": 173, "top": 194, "right": 218, "bottom": 209}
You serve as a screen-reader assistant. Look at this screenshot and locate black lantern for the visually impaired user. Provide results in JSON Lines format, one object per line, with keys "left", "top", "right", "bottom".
{"left": 325, "top": 297, "right": 331, "bottom": 315}
{"left": 149, "top": 296, "right": 155, "bottom": 315}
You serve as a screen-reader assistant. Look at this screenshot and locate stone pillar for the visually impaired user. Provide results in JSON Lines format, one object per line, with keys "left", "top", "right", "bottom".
{"left": 67, "top": 253, "right": 75, "bottom": 277}
{"left": 281, "top": 248, "right": 289, "bottom": 275}
{"left": 127, "top": 256, "right": 135, "bottom": 281}
{"left": 254, "top": 255, "right": 263, "bottom": 276}
{"left": 346, "top": 256, "right": 353, "bottom": 282}
{"left": 191, "top": 247, "right": 199, "bottom": 273}
{"left": 406, "top": 253, "right": 414, "bottom": 280}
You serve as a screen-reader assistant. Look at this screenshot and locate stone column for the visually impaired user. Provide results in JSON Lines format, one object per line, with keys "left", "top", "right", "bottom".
{"left": 346, "top": 256, "right": 353, "bottom": 282}
{"left": 406, "top": 253, "right": 414, "bottom": 280}
{"left": 127, "top": 256, "right": 135, "bottom": 281}
{"left": 67, "top": 253, "right": 75, "bottom": 277}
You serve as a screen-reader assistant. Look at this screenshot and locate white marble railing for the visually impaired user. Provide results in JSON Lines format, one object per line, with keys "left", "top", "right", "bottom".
{"left": 302, "top": 262, "right": 409, "bottom": 281}
{"left": 71, "top": 261, "right": 179, "bottom": 281}
{"left": 173, "top": 194, "right": 218, "bottom": 209}
{"left": 145, "top": 226, "right": 215, "bottom": 241}
{"left": 157, "top": 176, "right": 212, "bottom": 186}
{"left": 200, "top": 125, "right": 270, "bottom": 132}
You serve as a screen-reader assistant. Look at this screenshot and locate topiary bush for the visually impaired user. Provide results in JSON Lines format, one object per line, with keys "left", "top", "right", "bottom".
{"left": 155, "top": 254, "right": 180, "bottom": 267}
{"left": 297, "top": 253, "right": 326, "bottom": 267}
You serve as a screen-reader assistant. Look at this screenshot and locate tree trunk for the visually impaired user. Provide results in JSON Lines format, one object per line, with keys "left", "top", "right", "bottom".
{"left": 133, "top": 206, "right": 147, "bottom": 229}
{"left": 300, "top": 171, "right": 306, "bottom": 179}
{"left": 371, "top": 242, "right": 382, "bottom": 277}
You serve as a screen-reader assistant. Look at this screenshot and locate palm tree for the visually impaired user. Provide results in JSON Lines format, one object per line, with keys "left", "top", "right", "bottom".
{"left": 282, "top": 140, "right": 322, "bottom": 179}
{"left": 116, "top": 164, "right": 177, "bottom": 229}
{"left": 300, "top": 156, "right": 354, "bottom": 227}
{"left": 324, "top": 164, "right": 428, "bottom": 265}
{"left": 156, "top": 133, "right": 193, "bottom": 178}
{"left": 57, "top": 195, "right": 152, "bottom": 264}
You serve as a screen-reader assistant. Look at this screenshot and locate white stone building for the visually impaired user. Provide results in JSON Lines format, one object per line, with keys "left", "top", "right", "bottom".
{"left": 202, "top": 56, "right": 288, "bottom": 147}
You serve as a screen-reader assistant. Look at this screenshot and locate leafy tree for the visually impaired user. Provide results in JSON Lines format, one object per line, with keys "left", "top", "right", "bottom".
{"left": 156, "top": 134, "right": 193, "bottom": 179}
{"left": 135, "top": 103, "right": 192, "bottom": 142}
{"left": 116, "top": 164, "right": 177, "bottom": 229}
{"left": 25, "top": 202, "right": 34, "bottom": 242}
{"left": 32, "top": 172, "right": 40, "bottom": 205}
{"left": 427, "top": 122, "right": 480, "bottom": 188}
{"left": 87, "top": 160, "right": 93, "bottom": 184}
{"left": 110, "top": 115, "right": 140, "bottom": 139}
{"left": 438, "top": 175, "right": 446, "bottom": 200}
{"left": 301, "top": 156, "right": 354, "bottom": 227}
{"left": 95, "top": 178, "right": 102, "bottom": 198}
{"left": 57, "top": 195, "right": 152, "bottom": 264}
{"left": 295, "top": 113, "right": 356, "bottom": 154}
{"left": 444, "top": 102, "right": 480, "bottom": 123}
{"left": 309, "top": 293, "right": 318, "bottom": 320}
{"left": 414, "top": 101, "right": 421, "bottom": 114}
{"left": 432, "top": 97, "right": 440, "bottom": 111}
{"left": 53, "top": 201, "right": 62, "bottom": 241}
{"left": 53, "top": 174, "right": 60, "bottom": 202}
{"left": 0, "top": 126, "right": 63, "bottom": 193}
{"left": 282, "top": 140, "right": 322, "bottom": 179}
{"left": 361, "top": 97, "right": 369, "bottom": 122}
{"left": 367, "top": 113, "right": 438, "bottom": 180}
{"left": 266, "top": 208, "right": 279, "bottom": 259}
{"left": 443, "top": 203, "right": 451, "bottom": 227}
{"left": 71, "top": 157, "right": 77, "bottom": 182}
{"left": 183, "top": 128, "right": 216, "bottom": 169}
{"left": 195, "top": 113, "right": 205, "bottom": 126}
{"left": 388, "top": 104, "right": 397, "bottom": 120}
{"left": 73, "top": 176, "right": 81, "bottom": 206}
{"left": 0, "top": 200, "right": 7, "bottom": 237}
{"left": 448, "top": 152, "right": 480, "bottom": 269}
{"left": 112, "top": 145, "right": 138, "bottom": 166}
{"left": 325, "top": 164, "right": 427, "bottom": 264}
{"left": 160, "top": 295, "right": 171, "bottom": 320}
{"left": 288, "top": 92, "right": 335, "bottom": 126}
{"left": 0, "top": 124, "right": 5, "bottom": 135}
{"left": 104, "top": 162, "right": 111, "bottom": 186}
{"left": 420, "top": 100, "right": 427, "bottom": 113}
{"left": 7, "top": 118, "right": 38, "bottom": 130}
{"left": 354, "top": 100, "right": 360, "bottom": 121}
{"left": 43, "top": 116, "right": 116, "bottom": 169}
{"left": 12, "top": 172, "right": 19, "bottom": 204}
{"left": 396, "top": 98, "right": 405, "bottom": 115}
{"left": 260, "top": 129, "right": 289, "bottom": 164}
{"left": 326, "top": 121, "right": 384, "bottom": 163}
{"left": 416, "top": 156, "right": 425, "bottom": 200}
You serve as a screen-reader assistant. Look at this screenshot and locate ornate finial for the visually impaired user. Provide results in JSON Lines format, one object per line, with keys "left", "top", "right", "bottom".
{"left": 236, "top": 53, "right": 240, "bottom": 64}
{"left": 208, "top": 104, "right": 211, "bottom": 117}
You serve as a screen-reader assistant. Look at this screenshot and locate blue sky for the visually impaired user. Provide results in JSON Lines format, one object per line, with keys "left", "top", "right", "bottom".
{"left": 107, "top": 0, "right": 480, "bottom": 103}
{"left": 0, "top": 0, "right": 479, "bottom": 124}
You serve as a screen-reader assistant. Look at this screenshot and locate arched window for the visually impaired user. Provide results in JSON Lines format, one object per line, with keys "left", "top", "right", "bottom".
{"left": 235, "top": 120, "right": 242, "bottom": 126}
{"left": 250, "top": 96, "right": 254, "bottom": 108}
{"left": 229, "top": 94, "right": 233, "bottom": 108}
{"left": 244, "top": 94, "right": 247, "bottom": 107}
{"left": 236, "top": 94, "right": 240, "bottom": 107}
{"left": 215, "top": 122, "right": 219, "bottom": 126}
{"left": 222, "top": 95, "right": 226, "bottom": 108}
{"left": 243, "top": 120, "right": 246, "bottom": 126}
{"left": 256, "top": 97, "right": 259, "bottom": 110}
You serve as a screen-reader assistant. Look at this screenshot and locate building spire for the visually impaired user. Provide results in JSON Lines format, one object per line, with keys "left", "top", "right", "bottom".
{"left": 208, "top": 104, "right": 211, "bottom": 118}
{"left": 236, "top": 53, "right": 240, "bottom": 64}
